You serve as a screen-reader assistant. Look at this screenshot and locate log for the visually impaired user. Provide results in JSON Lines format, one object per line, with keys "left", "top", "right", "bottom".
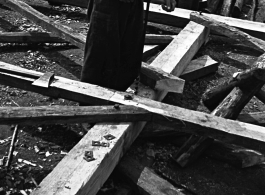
{"left": 211, "top": 83, "right": 265, "bottom": 119}
{"left": 232, "top": 0, "right": 245, "bottom": 17}
{"left": 31, "top": 21, "right": 209, "bottom": 195}
{"left": 204, "top": 0, "right": 222, "bottom": 13}
{"left": 2, "top": 63, "right": 265, "bottom": 145}
{"left": 190, "top": 12, "right": 265, "bottom": 53}
{"left": 171, "top": 134, "right": 213, "bottom": 167}
{"left": 180, "top": 55, "right": 219, "bottom": 81}
{"left": 220, "top": 0, "right": 234, "bottom": 16}
{"left": 118, "top": 156, "right": 191, "bottom": 195}
{"left": 202, "top": 54, "right": 265, "bottom": 111}
{"left": 239, "top": 0, "right": 256, "bottom": 20}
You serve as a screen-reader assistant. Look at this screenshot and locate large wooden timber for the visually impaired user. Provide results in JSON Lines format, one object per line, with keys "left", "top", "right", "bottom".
{"left": 0, "top": 0, "right": 86, "bottom": 49}
{"left": 149, "top": 21, "right": 209, "bottom": 77}
{"left": 190, "top": 12, "right": 265, "bottom": 53}
{"left": 1, "top": 62, "right": 265, "bottom": 144}
{"left": 0, "top": 32, "right": 174, "bottom": 45}
{"left": 0, "top": 32, "right": 67, "bottom": 43}
{"left": 147, "top": 4, "right": 265, "bottom": 41}
{"left": 27, "top": 22, "right": 209, "bottom": 195}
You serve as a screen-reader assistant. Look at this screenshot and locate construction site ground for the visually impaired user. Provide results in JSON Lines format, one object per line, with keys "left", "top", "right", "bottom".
{"left": 0, "top": 0, "right": 265, "bottom": 194}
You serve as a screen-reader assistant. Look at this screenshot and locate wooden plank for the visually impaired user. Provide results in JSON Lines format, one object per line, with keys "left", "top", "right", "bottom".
{"left": 180, "top": 55, "right": 219, "bottom": 81}
{"left": 118, "top": 156, "right": 190, "bottom": 195}
{"left": 0, "top": 32, "right": 173, "bottom": 45}
{"left": 149, "top": 21, "right": 209, "bottom": 77}
{"left": 0, "top": 105, "right": 151, "bottom": 125}
{"left": 147, "top": 4, "right": 265, "bottom": 41}
{"left": 0, "top": 31, "right": 67, "bottom": 43}
{"left": 0, "top": 0, "right": 86, "bottom": 49}
{"left": 32, "top": 22, "right": 209, "bottom": 195}
{"left": 1, "top": 62, "right": 265, "bottom": 144}
{"left": 190, "top": 12, "right": 265, "bottom": 53}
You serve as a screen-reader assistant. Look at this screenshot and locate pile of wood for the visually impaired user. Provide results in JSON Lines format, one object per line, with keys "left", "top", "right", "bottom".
{"left": 1, "top": 0, "right": 265, "bottom": 194}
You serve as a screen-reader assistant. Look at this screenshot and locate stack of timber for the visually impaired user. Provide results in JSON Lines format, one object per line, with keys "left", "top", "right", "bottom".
{"left": 1, "top": 0, "right": 265, "bottom": 194}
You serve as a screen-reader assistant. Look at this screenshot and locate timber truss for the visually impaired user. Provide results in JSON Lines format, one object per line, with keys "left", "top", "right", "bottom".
{"left": 1, "top": 0, "right": 265, "bottom": 194}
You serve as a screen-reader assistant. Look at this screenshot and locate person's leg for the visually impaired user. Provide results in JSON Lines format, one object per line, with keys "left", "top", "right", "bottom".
{"left": 81, "top": 0, "right": 143, "bottom": 92}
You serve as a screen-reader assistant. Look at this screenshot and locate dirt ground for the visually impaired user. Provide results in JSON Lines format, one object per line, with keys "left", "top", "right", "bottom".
{"left": 0, "top": 0, "right": 265, "bottom": 195}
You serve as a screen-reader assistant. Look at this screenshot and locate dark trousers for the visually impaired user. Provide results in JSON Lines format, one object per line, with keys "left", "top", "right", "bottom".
{"left": 81, "top": 0, "right": 144, "bottom": 92}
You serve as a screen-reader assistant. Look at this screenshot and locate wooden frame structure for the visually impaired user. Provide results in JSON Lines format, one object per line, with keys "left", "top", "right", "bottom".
{"left": 0, "top": 0, "right": 265, "bottom": 195}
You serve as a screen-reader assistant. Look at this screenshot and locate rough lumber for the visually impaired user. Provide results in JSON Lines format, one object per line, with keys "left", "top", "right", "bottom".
{"left": 171, "top": 134, "right": 213, "bottom": 167}
{"left": 0, "top": 32, "right": 173, "bottom": 45}
{"left": 1, "top": 63, "right": 265, "bottom": 144}
{"left": 220, "top": 0, "right": 234, "bottom": 16}
{"left": 202, "top": 54, "right": 265, "bottom": 111}
{"left": 180, "top": 55, "right": 219, "bottom": 81}
{"left": 0, "top": 0, "right": 86, "bottom": 49}
{"left": 0, "top": 32, "right": 67, "bottom": 43}
{"left": 147, "top": 4, "right": 265, "bottom": 41}
{"left": 141, "top": 62, "right": 185, "bottom": 93}
{"left": 149, "top": 21, "right": 209, "bottom": 77}
{"left": 31, "top": 22, "right": 209, "bottom": 195}
{"left": 118, "top": 156, "right": 190, "bottom": 195}
{"left": 232, "top": 0, "right": 245, "bottom": 17}
{"left": 0, "top": 105, "right": 151, "bottom": 125}
{"left": 190, "top": 12, "right": 265, "bottom": 53}
{"left": 211, "top": 84, "right": 264, "bottom": 119}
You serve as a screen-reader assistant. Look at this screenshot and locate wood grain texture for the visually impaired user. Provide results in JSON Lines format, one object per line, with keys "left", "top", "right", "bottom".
{"left": 149, "top": 21, "right": 209, "bottom": 76}
{"left": 147, "top": 4, "right": 265, "bottom": 41}
{"left": 180, "top": 55, "right": 219, "bottom": 81}
{"left": 190, "top": 12, "right": 265, "bottom": 53}
{"left": 2, "top": 62, "right": 265, "bottom": 144}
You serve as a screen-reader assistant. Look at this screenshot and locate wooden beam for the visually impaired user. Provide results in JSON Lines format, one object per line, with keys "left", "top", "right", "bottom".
{"left": 0, "top": 0, "right": 86, "bottom": 49}
{"left": 147, "top": 4, "right": 265, "bottom": 41}
{"left": 0, "top": 105, "right": 151, "bottom": 125}
{"left": 1, "top": 62, "right": 265, "bottom": 144}
{"left": 180, "top": 55, "right": 219, "bottom": 81}
{"left": 118, "top": 156, "right": 189, "bottom": 195}
{"left": 0, "top": 32, "right": 174, "bottom": 45}
{"left": 190, "top": 12, "right": 265, "bottom": 53}
{"left": 0, "top": 31, "right": 67, "bottom": 43}
{"left": 149, "top": 21, "right": 209, "bottom": 77}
